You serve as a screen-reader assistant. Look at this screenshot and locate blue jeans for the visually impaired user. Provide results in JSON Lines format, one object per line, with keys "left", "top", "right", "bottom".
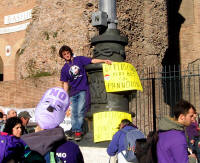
{"left": 70, "top": 91, "right": 86, "bottom": 132}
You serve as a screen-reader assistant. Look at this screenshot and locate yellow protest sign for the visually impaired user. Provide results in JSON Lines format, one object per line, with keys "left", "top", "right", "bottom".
{"left": 93, "top": 111, "right": 132, "bottom": 143}
{"left": 102, "top": 62, "right": 143, "bottom": 92}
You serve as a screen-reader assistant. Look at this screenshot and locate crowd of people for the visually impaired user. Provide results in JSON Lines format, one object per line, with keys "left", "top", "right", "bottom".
{"left": 0, "top": 87, "right": 84, "bottom": 163}
{"left": 0, "top": 109, "right": 30, "bottom": 133}
{"left": 0, "top": 45, "right": 199, "bottom": 163}
{"left": 1, "top": 99, "right": 199, "bottom": 163}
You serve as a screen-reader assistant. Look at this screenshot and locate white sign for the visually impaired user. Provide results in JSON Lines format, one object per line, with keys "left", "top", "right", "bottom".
{"left": 60, "top": 106, "right": 72, "bottom": 131}
{"left": 4, "top": 9, "right": 32, "bottom": 24}
{"left": 59, "top": 117, "right": 72, "bottom": 132}
{"left": 0, "top": 106, "right": 72, "bottom": 130}
{"left": 0, "top": 22, "right": 30, "bottom": 34}
{"left": 5, "top": 45, "right": 11, "bottom": 56}
{"left": 0, "top": 107, "right": 36, "bottom": 122}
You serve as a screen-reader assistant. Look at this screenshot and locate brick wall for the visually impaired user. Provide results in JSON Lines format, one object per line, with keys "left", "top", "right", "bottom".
{"left": 0, "top": 0, "right": 36, "bottom": 81}
{"left": 179, "top": 0, "right": 200, "bottom": 69}
{"left": 0, "top": 75, "right": 61, "bottom": 108}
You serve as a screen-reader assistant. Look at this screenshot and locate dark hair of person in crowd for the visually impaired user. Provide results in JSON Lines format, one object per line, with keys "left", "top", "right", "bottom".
{"left": 3, "top": 117, "right": 22, "bottom": 135}
{"left": 118, "top": 119, "right": 137, "bottom": 129}
{"left": 0, "top": 112, "right": 3, "bottom": 118}
{"left": 59, "top": 45, "right": 73, "bottom": 58}
{"left": 173, "top": 99, "right": 196, "bottom": 120}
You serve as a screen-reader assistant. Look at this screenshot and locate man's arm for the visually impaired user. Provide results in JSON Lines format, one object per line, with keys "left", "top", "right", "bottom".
{"left": 107, "top": 131, "right": 121, "bottom": 156}
{"left": 91, "top": 59, "right": 112, "bottom": 64}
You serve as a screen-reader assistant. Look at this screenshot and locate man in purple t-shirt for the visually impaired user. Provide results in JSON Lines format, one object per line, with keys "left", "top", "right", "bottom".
{"left": 59, "top": 45, "right": 112, "bottom": 141}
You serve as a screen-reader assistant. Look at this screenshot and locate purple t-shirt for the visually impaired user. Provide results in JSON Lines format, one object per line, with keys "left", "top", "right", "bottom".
{"left": 60, "top": 56, "right": 92, "bottom": 97}
{"left": 60, "top": 56, "right": 92, "bottom": 112}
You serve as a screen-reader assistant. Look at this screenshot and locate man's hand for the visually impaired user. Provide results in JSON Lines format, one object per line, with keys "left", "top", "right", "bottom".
{"left": 104, "top": 60, "right": 112, "bottom": 65}
{"left": 190, "top": 139, "right": 195, "bottom": 144}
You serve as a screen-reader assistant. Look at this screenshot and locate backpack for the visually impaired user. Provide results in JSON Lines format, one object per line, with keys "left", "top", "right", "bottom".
{"left": 120, "top": 128, "right": 145, "bottom": 162}
{"left": 135, "top": 131, "right": 159, "bottom": 163}
{"left": 0, "top": 132, "right": 25, "bottom": 163}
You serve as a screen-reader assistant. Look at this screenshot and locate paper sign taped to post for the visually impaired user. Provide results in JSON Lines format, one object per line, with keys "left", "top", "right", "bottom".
{"left": 93, "top": 111, "right": 132, "bottom": 143}
{"left": 103, "top": 62, "right": 143, "bottom": 92}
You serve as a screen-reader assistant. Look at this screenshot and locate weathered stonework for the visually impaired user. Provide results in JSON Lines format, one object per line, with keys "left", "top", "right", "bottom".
{"left": 16, "top": 0, "right": 168, "bottom": 79}
{"left": 16, "top": 0, "right": 98, "bottom": 79}
{"left": 117, "top": 0, "right": 168, "bottom": 70}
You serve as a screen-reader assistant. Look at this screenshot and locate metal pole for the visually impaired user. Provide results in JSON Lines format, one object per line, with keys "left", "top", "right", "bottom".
{"left": 99, "top": 0, "right": 117, "bottom": 29}
{"left": 88, "top": 0, "right": 129, "bottom": 117}
{"left": 152, "top": 77, "right": 156, "bottom": 131}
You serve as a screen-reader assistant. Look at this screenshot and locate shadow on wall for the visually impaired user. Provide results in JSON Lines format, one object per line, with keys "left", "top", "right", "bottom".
{"left": 0, "top": 56, "right": 3, "bottom": 81}
{"left": 0, "top": 74, "right": 3, "bottom": 81}
{"left": 162, "top": 0, "right": 185, "bottom": 114}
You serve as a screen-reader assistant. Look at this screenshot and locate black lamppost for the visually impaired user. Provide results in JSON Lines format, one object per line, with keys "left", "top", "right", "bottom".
{"left": 86, "top": 0, "right": 129, "bottom": 117}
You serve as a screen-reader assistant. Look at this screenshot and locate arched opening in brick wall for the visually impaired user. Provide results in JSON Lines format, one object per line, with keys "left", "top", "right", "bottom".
{"left": 161, "top": 0, "right": 185, "bottom": 109}
{"left": 163, "top": 0, "right": 184, "bottom": 67}
{"left": 0, "top": 57, "right": 3, "bottom": 81}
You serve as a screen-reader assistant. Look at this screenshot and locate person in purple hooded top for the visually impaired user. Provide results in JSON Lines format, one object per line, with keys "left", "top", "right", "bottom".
{"left": 157, "top": 100, "right": 197, "bottom": 163}
{"left": 21, "top": 87, "right": 84, "bottom": 163}
{"left": 59, "top": 45, "right": 112, "bottom": 141}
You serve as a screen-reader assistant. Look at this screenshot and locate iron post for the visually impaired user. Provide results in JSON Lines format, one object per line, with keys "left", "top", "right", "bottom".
{"left": 86, "top": 0, "right": 129, "bottom": 117}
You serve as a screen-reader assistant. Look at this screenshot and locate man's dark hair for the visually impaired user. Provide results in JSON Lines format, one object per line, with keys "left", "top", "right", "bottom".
{"left": 3, "top": 117, "right": 22, "bottom": 135}
{"left": 0, "top": 112, "right": 3, "bottom": 118}
{"left": 59, "top": 45, "right": 73, "bottom": 58}
{"left": 173, "top": 99, "right": 196, "bottom": 120}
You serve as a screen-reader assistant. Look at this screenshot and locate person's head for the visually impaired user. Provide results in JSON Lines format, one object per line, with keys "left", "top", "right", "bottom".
{"left": 35, "top": 87, "right": 70, "bottom": 129}
{"left": 7, "top": 109, "right": 17, "bottom": 118}
{"left": 3, "top": 117, "right": 22, "bottom": 137}
{"left": 0, "top": 112, "right": 3, "bottom": 120}
{"left": 118, "top": 119, "right": 137, "bottom": 129}
{"left": 59, "top": 45, "right": 73, "bottom": 61}
{"left": 191, "top": 113, "right": 198, "bottom": 122}
{"left": 173, "top": 100, "right": 196, "bottom": 126}
{"left": 3, "top": 114, "right": 7, "bottom": 122}
{"left": 18, "top": 111, "right": 32, "bottom": 126}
